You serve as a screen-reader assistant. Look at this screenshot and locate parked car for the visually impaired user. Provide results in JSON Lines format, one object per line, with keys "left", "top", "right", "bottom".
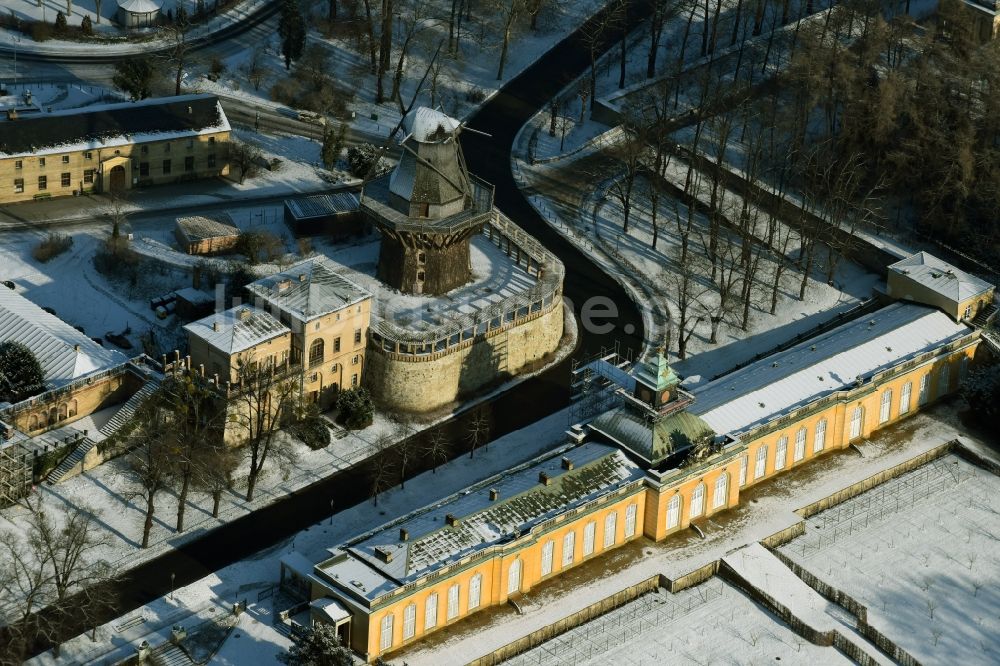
{"left": 298, "top": 110, "right": 327, "bottom": 126}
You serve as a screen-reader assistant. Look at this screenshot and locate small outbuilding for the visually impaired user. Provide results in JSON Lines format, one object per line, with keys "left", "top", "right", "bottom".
{"left": 283, "top": 192, "right": 363, "bottom": 239}
{"left": 117, "top": 0, "right": 162, "bottom": 29}
{"left": 174, "top": 214, "right": 241, "bottom": 255}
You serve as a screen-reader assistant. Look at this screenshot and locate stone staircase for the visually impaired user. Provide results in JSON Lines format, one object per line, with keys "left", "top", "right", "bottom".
{"left": 46, "top": 435, "right": 97, "bottom": 484}
{"left": 98, "top": 379, "right": 158, "bottom": 439}
{"left": 150, "top": 642, "right": 193, "bottom": 666}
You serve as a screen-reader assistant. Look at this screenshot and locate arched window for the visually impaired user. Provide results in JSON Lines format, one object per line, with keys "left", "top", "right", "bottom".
{"left": 754, "top": 445, "right": 768, "bottom": 479}
{"left": 468, "top": 573, "right": 482, "bottom": 610}
{"left": 507, "top": 559, "right": 522, "bottom": 595}
{"left": 713, "top": 473, "right": 729, "bottom": 509}
{"left": 937, "top": 363, "right": 951, "bottom": 398}
{"left": 690, "top": 482, "right": 706, "bottom": 519}
{"left": 562, "top": 531, "right": 575, "bottom": 566}
{"left": 899, "top": 382, "right": 912, "bottom": 415}
{"left": 308, "top": 338, "right": 324, "bottom": 367}
{"left": 380, "top": 613, "right": 394, "bottom": 651}
{"left": 624, "top": 503, "right": 637, "bottom": 538}
{"left": 425, "top": 593, "right": 439, "bottom": 630}
{"left": 603, "top": 511, "right": 617, "bottom": 548}
{"left": 28, "top": 414, "right": 39, "bottom": 431}
{"left": 879, "top": 389, "right": 893, "bottom": 424}
{"left": 403, "top": 603, "right": 416, "bottom": 639}
{"left": 666, "top": 493, "right": 682, "bottom": 529}
{"left": 849, "top": 405, "right": 864, "bottom": 440}
{"left": 446, "top": 583, "right": 460, "bottom": 620}
{"left": 583, "top": 521, "right": 596, "bottom": 555}
{"left": 739, "top": 455, "right": 748, "bottom": 486}
{"left": 774, "top": 436, "right": 788, "bottom": 471}
{"left": 814, "top": 419, "right": 827, "bottom": 452}
{"left": 919, "top": 375, "right": 930, "bottom": 404}
{"left": 540, "top": 540, "right": 554, "bottom": 576}
{"left": 794, "top": 427, "right": 807, "bottom": 462}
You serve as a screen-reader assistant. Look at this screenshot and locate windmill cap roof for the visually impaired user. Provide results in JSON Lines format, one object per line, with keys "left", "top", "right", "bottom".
{"left": 404, "top": 107, "right": 461, "bottom": 143}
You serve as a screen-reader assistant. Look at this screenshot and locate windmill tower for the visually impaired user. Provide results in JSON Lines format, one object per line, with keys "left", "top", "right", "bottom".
{"left": 360, "top": 107, "right": 494, "bottom": 295}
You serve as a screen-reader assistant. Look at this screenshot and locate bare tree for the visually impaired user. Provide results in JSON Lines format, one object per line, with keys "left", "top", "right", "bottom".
{"left": 389, "top": 2, "right": 440, "bottom": 112}
{"left": 423, "top": 428, "right": 450, "bottom": 473}
{"left": 604, "top": 128, "right": 646, "bottom": 233}
{"left": 395, "top": 417, "right": 417, "bottom": 489}
{"left": 376, "top": 0, "right": 395, "bottom": 102}
{"left": 493, "top": 0, "right": 526, "bottom": 80}
{"left": 465, "top": 407, "right": 491, "bottom": 459}
{"left": 244, "top": 46, "right": 268, "bottom": 91}
{"left": 122, "top": 400, "right": 175, "bottom": 549}
{"left": 194, "top": 443, "right": 239, "bottom": 518}
{"left": 368, "top": 434, "right": 395, "bottom": 505}
{"left": 230, "top": 139, "right": 263, "bottom": 185}
{"left": 663, "top": 252, "right": 710, "bottom": 360}
{"left": 231, "top": 356, "right": 299, "bottom": 502}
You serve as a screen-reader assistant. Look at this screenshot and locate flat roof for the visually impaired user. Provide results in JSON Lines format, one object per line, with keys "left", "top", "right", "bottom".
{"left": 0, "top": 94, "right": 229, "bottom": 158}
{"left": 246, "top": 257, "right": 371, "bottom": 323}
{"left": 690, "top": 302, "right": 972, "bottom": 436}
{"left": 284, "top": 193, "right": 360, "bottom": 220}
{"left": 316, "top": 442, "right": 643, "bottom": 602}
{"left": 0, "top": 287, "right": 126, "bottom": 389}
{"left": 889, "top": 251, "right": 993, "bottom": 302}
{"left": 183, "top": 305, "right": 289, "bottom": 356}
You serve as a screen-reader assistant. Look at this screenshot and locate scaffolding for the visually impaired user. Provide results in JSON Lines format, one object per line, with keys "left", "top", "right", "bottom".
{"left": 0, "top": 426, "right": 33, "bottom": 507}
{"left": 568, "top": 341, "right": 635, "bottom": 427}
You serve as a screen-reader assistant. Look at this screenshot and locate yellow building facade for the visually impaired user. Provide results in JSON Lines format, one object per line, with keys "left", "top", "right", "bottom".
{"left": 0, "top": 94, "right": 230, "bottom": 204}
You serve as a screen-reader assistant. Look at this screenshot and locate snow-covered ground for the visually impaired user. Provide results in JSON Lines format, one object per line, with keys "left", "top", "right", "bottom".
{"left": 505, "top": 578, "right": 853, "bottom": 666}
{"left": 779, "top": 453, "right": 1000, "bottom": 665}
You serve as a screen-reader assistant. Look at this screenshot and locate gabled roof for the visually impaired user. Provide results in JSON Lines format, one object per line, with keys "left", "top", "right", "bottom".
{"left": 183, "top": 306, "right": 289, "bottom": 356}
{"left": 317, "top": 443, "right": 643, "bottom": 602}
{"left": 175, "top": 214, "right": 239, "bottom": 242}
{"left": 246, "top": 258, "right": 371, "bottom": 322}
{"left": 0, "top": 94, "right": 229, "bottom": 158}
{"left": 889, "top": 251, "right": 993, "bottom": 303}
{"left": 690, "top": 302, "right": 972, "bottom": 437}
{"left": 0, "top": 288, "right": 126, "bottom": 389}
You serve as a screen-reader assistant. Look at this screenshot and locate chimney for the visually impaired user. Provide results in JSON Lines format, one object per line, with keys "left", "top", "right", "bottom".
{"left": 539, "top": 471, "right": 552, "bottom": 486}
{"left": 74, "top": 344, "right": 80, "bottom": 352}
{"left": 298, "top": 274, "right": 307, "bottom": 282}
{"left": 212, "top": 321, "right": 221, "bottom": 332}
{"left": 374, "top": 545, "right": 394, "bottom": 563}
{"left": 489, "top": 488, "right": 499, "bottom": 501}
{"left": 6, "top": 109, "right": 17, "bottom": 121}
{"left": 561, "top": 457, "right": 574, "bottom": 471}
{"left": 399, "top": 528, "right": 409, "bottom": 542}
{"left": 238, "top": 308, "right": 252, "bottom": 321}
{"left": 445, "top": 513, "right": 460, "bottom": 527}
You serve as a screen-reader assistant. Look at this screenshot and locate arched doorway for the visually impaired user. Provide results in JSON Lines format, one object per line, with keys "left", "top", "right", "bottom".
{"left": 109, "top": 165, "right": 126, "bottom": 192}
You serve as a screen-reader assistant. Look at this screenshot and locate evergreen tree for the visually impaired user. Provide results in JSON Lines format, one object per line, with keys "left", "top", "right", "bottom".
{"left": 81, "top": 15, "right": 93, "bottom": 35}
{"left": 320, "top": 123, "right": 345, "bottom": 169}
{"left": 278, "top": 622, "right": 353, "bottom": 666}
{"left": 278, "top": 0, "right": 306, "bottom": 70}
{"left": 54, "top": 11, "right": 68, "bottom": 34}
{"left": 112, "top": 57, "right": 155, "bottom": 100}
{"left": 0, "top": 341, "right": 46, "bottom": 403}
{"left": 336, "top": 387, "right": 374, "bottom": 429}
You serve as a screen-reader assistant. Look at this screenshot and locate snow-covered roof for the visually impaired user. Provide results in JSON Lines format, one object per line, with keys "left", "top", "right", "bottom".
{"left": 690, "top": 302, "right": 973, "bottom": 436}
{"left": 117, "top": 0, "right": 162, "bottom": 12}
{"left": 310, "top": 597, "right": 350, "bottom": 624}
{"left": 317, "top": 443, "right": 643, "bottom": 602}
{"left": 0, "top": 94, "right": 229, "bottom": 159}
{"left": 175, "top": 214, "right": 239, "bottom": 242}
{"left": 284, "top": 193, "right": 359, "bottom": 220}
{"left": 246, "top": 258, "right": 371, "bottom": 323}
{"left": 404, "top": 107, "right": 461, "bottom": 143}
{"left": 0, "top": 287, "right": 126, "bottom": 389}
{"left": 184, "top": 306, "right": 289, "bottom": 356}
{"left": 889, "top": 251, "right": 993, "bottom": 303}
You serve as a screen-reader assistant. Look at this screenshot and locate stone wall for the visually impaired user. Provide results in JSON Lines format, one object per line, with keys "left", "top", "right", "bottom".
{"left": 364, "top": 300, "right": 564, "bottom": 413}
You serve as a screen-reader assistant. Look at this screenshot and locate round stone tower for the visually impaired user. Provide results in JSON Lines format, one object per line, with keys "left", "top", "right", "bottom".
{"left": 360, "top": 107, "right": 494, "bottom": 295}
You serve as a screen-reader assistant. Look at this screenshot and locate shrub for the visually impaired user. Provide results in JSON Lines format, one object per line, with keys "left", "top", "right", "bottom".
{"left": 347, "top": 143, "right": 386, "bottom": 178}
{"left": 30, "top": 21, "right": 53, "bottom": 42}
{"left": 210, "top": 56, "right": 226, "bottom": 77}
{"left": 93, "top": 236, "right": 142, "bottom": 286}
{"left": 32, "top": 233, "right": 73, "bottom": 263}
{"left": 81, "top": 15, "right": 92, "bottom": 36}
{"left": 466, "top": 86, "right": 486, "bottom": 103}
{"left": 336, "top": 387, "right": 373, "bottom": 430}
{"left": 235, "top": 231, "right": 284, "bottom": 264}
{"left": 290, "top": 405, "right": 330, "bottom": 449}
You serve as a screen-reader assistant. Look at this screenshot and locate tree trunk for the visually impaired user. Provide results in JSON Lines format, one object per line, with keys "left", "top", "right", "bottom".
{"left": 448, "top": 0, "right": 459, "bottom": 52}
{"left": 619, "top": 21, "right": 627, "bottom": 89}
{"left": 329, "top": 0, "right": 337, "bottom": 20}
{"left": 175, "top": 58, "right": 183, "bottom": 96}
{"left": 376, "top": 0, "right": 393, "bottom": 101}
{"left": 176, "top": 470, "right": 190, "bottom": 532}
{"left": 212, "top": 490, "right": 221, "bottom": 518}
{"left": 497, "top": 21, "right": 513, "bottom": 79}
{"left": 362, "top": 0, "right": 378, "bottom": 72}
{"left": 646, "top": 3, "right": 663, "bottom": 78}
{"left": 141, "top": 497, "right": 155, "bottom": 549}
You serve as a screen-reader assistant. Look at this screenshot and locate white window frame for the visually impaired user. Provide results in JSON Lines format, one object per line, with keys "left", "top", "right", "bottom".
{"left": 425, "top": 593, "right": 438, "bottom": 630}
{"left": 814, "top": 419, "right": 827, "bottom": 452}
{"left": 507, "top": 559, "right": 522, "bottom": 595}
{"left": 666, "top": 493, "right": 681, "bottom": 529}
{"left": 403, "top": 603, "right": 416, "bottom": 640}
{"left": 690, "top": 483, "right": 705, "bottom": 519}
{"left": 793, "top": 427, "right": 806, "bottom": 461}
{"left": 919, "top": 374, "right": 930, "bottom": 404}
{"left": 583, "top": 522, "right": 596, "bottom": 555}
{"left": 880, "top": 389, "right": 892, "bottom": 424}
{"left": 739, "top": 455, "right": 748, "bottom": 486}
{"left": 624, "top": 503, "right": 637, "bottom": 538}
{"left": 380, "top": 613, "right": 394, "bottom": 651}
{"left": 774, "top": 436, "right": 788, "bottom": 471}
{"left": 899, "top": 382, "right": 912, "bottom": 415}
{"left": 713, "top": 473, "right": 729, "bottom": 509}
{"left": 562, "top": 531, "right": 575, "bottom": 567}
{"left": 468, "top": 573, "right": 482, "bottom": 610}
{"left": 603, "top": 512, "right": 617, "bottom": 548}
{"left": 850, "top": 406, "right": 863, "bottom": 440}
{"left": 754, "top": 445, "right": 768, "bottom": 479}
{"left": 540, "top": 540, "right": 554, "bottom": 576}
{"left": 447, "top": 583, "right": 460, "bottom": 620}
{"left": 937, "top": 363, "right": 950, "bottom": 398}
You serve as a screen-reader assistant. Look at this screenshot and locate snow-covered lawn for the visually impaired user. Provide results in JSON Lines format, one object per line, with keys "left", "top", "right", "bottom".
{"left": 505, "top": 578, "right": 853, "bottom": 666}
{"left": 779, "top": 453, "right": 1000, "bottom": 665}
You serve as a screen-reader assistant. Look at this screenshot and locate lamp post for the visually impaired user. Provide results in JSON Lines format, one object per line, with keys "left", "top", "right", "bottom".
{"left": 170, "top": 572, "right": 176, "bottom": 600}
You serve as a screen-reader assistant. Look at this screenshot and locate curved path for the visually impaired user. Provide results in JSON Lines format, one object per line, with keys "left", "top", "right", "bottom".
{"left": 16, "top": 2, "right": 652, "bottom": 656}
